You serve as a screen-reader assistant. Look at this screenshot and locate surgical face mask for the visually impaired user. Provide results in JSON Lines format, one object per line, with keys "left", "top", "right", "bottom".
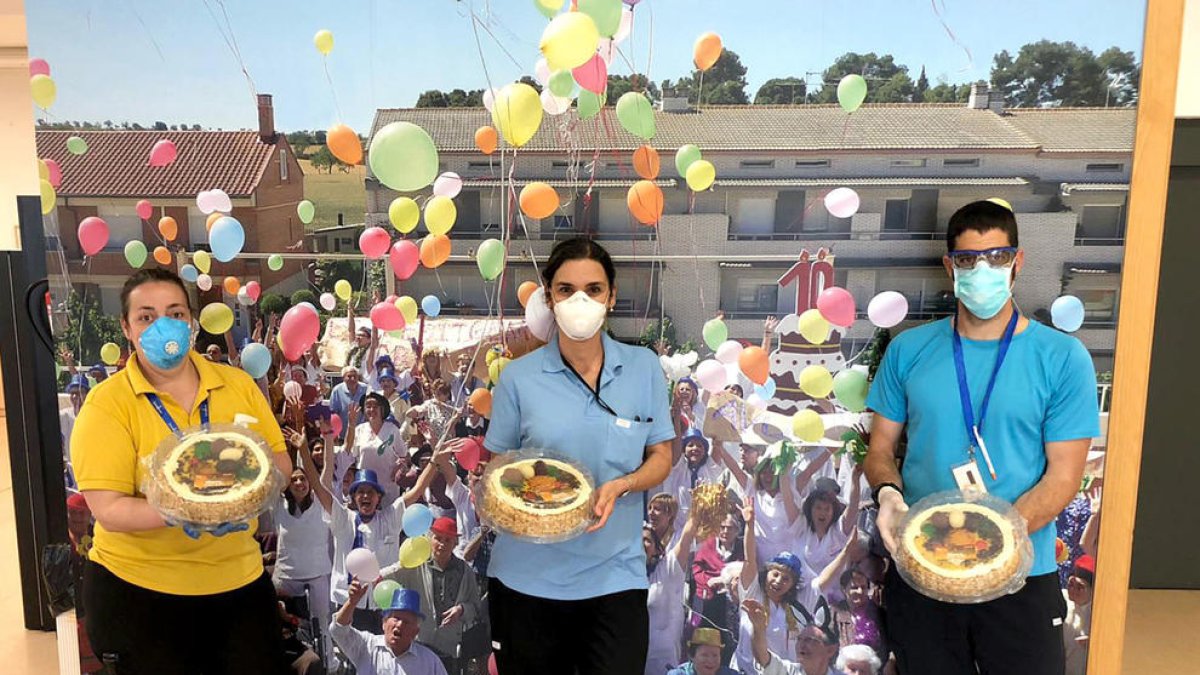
{"left": 552, "top": 291, "right": 608, "bottom": 341}
{"left": 138, "top": 316, "right": 193, "bottom": 370}
{"left": 953, "top": 261, "right": 1014, "bottom": 320}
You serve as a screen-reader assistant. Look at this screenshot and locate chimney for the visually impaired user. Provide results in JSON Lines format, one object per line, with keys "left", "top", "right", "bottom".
{"left": 967, "top": 83, "right": 989, "bottom": 110}
{"left": 257, "top": 94, "right": 276, "bottom": 143}
{"left": 658, "top": 96, "right": 693, "bottom": 113}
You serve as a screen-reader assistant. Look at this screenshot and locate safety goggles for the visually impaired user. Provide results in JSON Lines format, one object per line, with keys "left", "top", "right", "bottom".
{"left": 947, "top": 246, "right": 1017, "bottom": 270}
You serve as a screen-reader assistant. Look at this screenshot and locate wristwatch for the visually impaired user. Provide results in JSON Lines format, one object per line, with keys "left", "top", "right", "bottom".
{"left": 871, "top": 482, "right": 903, "bottom": 508}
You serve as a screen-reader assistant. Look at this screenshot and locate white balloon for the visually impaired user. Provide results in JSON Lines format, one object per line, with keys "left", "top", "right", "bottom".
{"left": 432, "top": 172, "right": 463, "bottom": 199}
{"left": 824, "top": 187, "right": 861, "bottom": 219}
{"left": 209, "top": 189, "right": 232, "bottom": 213}
{"left": 482, "top": 87, "right": 499, "bottom": 112}
{"left": 715, "top": 340, "right": 743, "bottom": 364}
{"left": 283, "top": 381, "right": 302, "bottom": 401}
{"left": 196, "top": 273, "right": 213, "bottom": 291}
{"left": 541, "top": 89, "right": 572, "bottom": 115}
{"left": 867, "top": 291, "right": 909, "bottom": 328}
{"left": 524, "top": 287, "right": 555, "bottom": 341}
{"left": 696, "top": 360, "right": 726, "bottom": 393}
{"left": 613, "top": 7, "right": 634, "bottom": 43}
{"left": 195, "top": 190, "right": 216, "bottom": 215}
{"left": 344, "top": 548, "right": 381, "bottom": 581}
{"left": 320, "top": 292, "right": 337, "bottom": 311}
{"left": 534, "top": 57, "right": 552, "bottom": 86}
{"left": 237, "top": 287, "right": 254, "bottom": 306}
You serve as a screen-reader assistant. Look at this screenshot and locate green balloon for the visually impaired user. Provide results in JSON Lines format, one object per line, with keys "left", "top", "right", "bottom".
{"left": 675, "top": 144, "right": 702, "bottom": 178}
{"left": 372, "top": 580, "right": 402, "bottom": 609}
{"left": 534, "top": 0, "right": 560, "bottom": 20}
{"left": 548, "top": 69, "right": 576, "bottom": 98}
{"left": 123, "top": 240, "right": 147, "bottom": 268}
{"left": 476, "top": 238, "right": 506, "bottom": 281}
{"left": 578, "top": 0, "right": 622, "bottom": 37}
{"left": 297, "top": 199, "right": 315, "bottom": 224}
{"left": 832, "top": 368, "right": 869, "bottom": 412}
{"left": 615, "top": 92, "right": 655, "bottom": 141}
{"left": 66, "top": 135, "right": 88, "bottom": 155}
{"left": 267, "top": 254, "right": 284, "bottom": 271}
{"left": 368, "top": 122, "right": 439, "bottom": 192}
{"left": 577, "top": 90, "right": 606, "bottom": 120}
{"left": 702, "top": 318, "right": 728, "bottom": 352}
{"left": 837, "top": 74, "right": 868, "bottom": 114}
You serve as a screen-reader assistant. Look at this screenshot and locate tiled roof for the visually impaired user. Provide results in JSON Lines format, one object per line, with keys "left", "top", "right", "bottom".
{"left": 35, "top": 130, "right": 278, "bottom": 198}
{"left": 714, "top": 177, "right": 1030, "bottom": 187}
{"left": 370, "top": 104, "right": 1135, "bottom": 154}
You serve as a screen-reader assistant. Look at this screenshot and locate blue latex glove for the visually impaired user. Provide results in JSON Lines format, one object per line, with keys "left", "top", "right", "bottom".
{"left": 171, "top": 520, "right": 249, "bottom": 540}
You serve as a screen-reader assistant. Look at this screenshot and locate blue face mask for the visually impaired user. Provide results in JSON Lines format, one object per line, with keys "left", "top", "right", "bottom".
{"left": 953, "top": 262, "right": 1013, "bottom": 320}
{"left": 139, "top": 317, "right": 193, "bottom": 370}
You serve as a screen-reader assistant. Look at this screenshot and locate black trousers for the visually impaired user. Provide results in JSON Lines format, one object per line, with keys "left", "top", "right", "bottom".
{"left": 488, "top": 578, "right": 649, "bottom": 675}
{"left": 83, "top": 561, "right": 288, "bottom": 675}
{"left": 884, "top": 567, "right": 1067, "bottom": 675}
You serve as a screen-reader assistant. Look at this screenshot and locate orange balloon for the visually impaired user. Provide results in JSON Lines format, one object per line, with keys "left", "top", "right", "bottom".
{"left": 152, "top": 246, "right": 172, "bottom": 266}
{"left": 206, "top": 212, "right": 223, "bottom": 232}
{"left": 632, "top": 145, "right": 660, "bottom": 180}
{"left": 475, "top": 126, "right": 498, "bottom": 155}
{"left": 518, "top": 281, "right": 539, "bottom": 308}
{"left": 468, "top": 388, "right": 493, "bottom": 418}
{"left": 419, "top": 234, "right": 452, "bottom": 268}
{"left": 738, "top": 346, "right": 770, "bottom": 385}
{"left": 327, "top": 123, "right": 363, "bottom": 165}
{"left": 519, "top": 182, "right": 560, "bottom": 220}
{"left": 223, "top": 276, "right": 241, "bottom": 295}
{"left": 158, "top": 216, "right": 178, "bottom": 241}
{"left": 693, "top": 32, "right": 723, "bottom": 71}
{"left": 626, "top": 180, "right": 664, "bottom": 226}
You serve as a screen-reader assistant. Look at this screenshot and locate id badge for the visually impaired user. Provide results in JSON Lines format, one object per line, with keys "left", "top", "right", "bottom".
{"left": 951, "top": 458, "right": 989, "bottom": 494}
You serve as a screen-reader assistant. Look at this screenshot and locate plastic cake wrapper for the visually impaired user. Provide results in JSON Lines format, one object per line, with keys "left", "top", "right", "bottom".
{"left": 476, "top": 448, "right": 597, "bottom": 544}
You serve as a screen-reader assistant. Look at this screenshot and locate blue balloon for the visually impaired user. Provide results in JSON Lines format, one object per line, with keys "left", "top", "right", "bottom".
{"left": 240, "top": 343, "right": 272, "bottom": 379}
{"left": 756, "top": 377, "right": 776, "bottom": 400}
{"left": 402, "top": 503, "right": 434, "bottom": 538}
{"left": 209, "top": 216, "right": 245, "bottom": 263}
{"left": 421, "top": 295, "right": 441, "bottom": 318}
{"left": 180, "top": 264, "right": 199, "bottom": 283}
{"left": 1051, "top": 295, "right": 1085, "bottom": 333}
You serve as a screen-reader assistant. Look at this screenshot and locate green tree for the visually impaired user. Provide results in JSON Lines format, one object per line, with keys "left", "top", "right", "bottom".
{"left": 661, "top": 50, "right": 749, "bottom": 105}
{"left": 291, "top": 290, "right": 318, "bottom": 308}
{"left": 309, "top": 145, "right": 338, "bottom": 174}
{"left": 416, "top": 88, "right": 486, "bottom": 108}
{"left": 923, "top": 81, "right": 972, "bottom": 103}
{"left": 813, "top": 52, "right": 915, "bottom": 104}
{"left": 991, "top": 40, "right": 1140, "bottom": 108}
{"left": 915, "top": 66, "right": 929, "bottom": 101}
{"left": 607, "top": 74, "right": 660, "bottom": 103}
{"left": 259, "top": 293, "right": 288, "bottom": 318}
{"left": 54, "top": 291, "right": 124, "bottom": 366}
{"left": 754, "top": 77, "right": 807, "bottom": 105}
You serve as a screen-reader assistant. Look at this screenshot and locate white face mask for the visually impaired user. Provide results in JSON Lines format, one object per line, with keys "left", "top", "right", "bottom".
{"left": 552, "top": 291, "right": 608, "bottom": 341}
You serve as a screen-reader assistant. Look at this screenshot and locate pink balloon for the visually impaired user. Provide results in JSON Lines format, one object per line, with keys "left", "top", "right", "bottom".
{"left": 715, "top": 340, "right": 743, "bottom": 365}
{"left": 432, "top": 172, "right": 463, "bottom": 199}
{"left": 245, "top": 280, "right": 261, "bottom": 301}
{"left": 43, "top": 158, "right": 62, "bottom": 188}
{"left": 29, "top": 58, "right": 50, "bottom": 77}
{"left": 824, "top": 187, "right": 861, "bottom": 219}
{"left": 817, "top": 287, "right": 856, "bottom": 327}
{"left": 77, "top": 217, "right": 109, "bottom": 256}
{"left": 283, "top": 381, "right": 302, "bottom": 401}
{"left": 456, "top": 437, "right": 484, "bottom": 472}
{"left": 370, "top": 301, "right": 405, "bottom": 331}
{"left": 696, "top": 359, "right": 726, "bottom": 394}
{"left": 389, "top": 240, "right": 419, "bottom": 281}
{"left": 359, "top": 227, "right": 391, "bottom": 259}
{"left": 148, "top": 139, "right": 177, "bottom": 168}
{"left": 867, "top": 291, "right": 909, "bottom": 329}
{"left": 330, "top": 413, "right": 344, "bottom": 437}
{"left": 320, "top": 292, "right": 337, "bottom": 311}
{"left": 197, "top": 274, "right": 213, "bottom": 291}
{"left": 279, "top": 304, "right": 321, "bottom": 362}
{"left": 488, "top": 652, "right": 499, "bottom": 675}
{"left": 135, "top": 199, "right": 153, "bottom": 220}
{"left": 572, "top": 53, "right": 608, "bottom": 94}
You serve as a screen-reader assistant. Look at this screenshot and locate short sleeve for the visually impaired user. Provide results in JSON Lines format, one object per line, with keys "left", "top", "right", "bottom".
{"left": 866, "top": 339, "right": 907, "bottom": 424}
{"left": 71, "top": 399, "right": 138, "bottom": 494}
{"left": 1045, "top": 340, "right": 1101, "bottom": 443}
{"left": 483, "top": 370, "right": 521, "bottom": 453}
{"left": 646, "top": 355, "right": 676, "bottom": 446}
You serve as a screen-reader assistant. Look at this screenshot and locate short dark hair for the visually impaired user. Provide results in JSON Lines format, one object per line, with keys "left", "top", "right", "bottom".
{"left": 946, "top": 200, "right": 1019, "bottom": 252}
{"left": 120, "top": 268, "right": 193, "bottom": 321}
{"left": 541, "top": 237, "right": 616, "bottom": 289}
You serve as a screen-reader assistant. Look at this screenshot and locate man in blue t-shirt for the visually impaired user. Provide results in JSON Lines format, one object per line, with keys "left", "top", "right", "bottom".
{"left": 864, "top": 200, "right": 1100, "bottom": 675}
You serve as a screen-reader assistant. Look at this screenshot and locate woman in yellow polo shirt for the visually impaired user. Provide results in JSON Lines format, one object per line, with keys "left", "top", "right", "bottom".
{"left": 71, "top": 268, "right": 293, "bottom": 674}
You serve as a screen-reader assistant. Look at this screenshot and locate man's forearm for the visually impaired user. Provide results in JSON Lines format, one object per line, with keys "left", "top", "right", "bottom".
{"left": 334, "top": 598, "right": 356, "bottom": 626}
{"left": 627, "top": 442, "right": 673, "bottom": 493}
{"left": 752, "top": 629, "right": 771, "bottom": 667}
{"left": 864, "top": 443, "right": 902, "bottom": 490}
{"left": 1014, "top": 474, "right": 1080, "bottom": 532}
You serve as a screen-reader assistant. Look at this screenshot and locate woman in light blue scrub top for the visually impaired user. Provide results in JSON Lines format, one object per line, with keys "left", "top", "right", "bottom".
{"left": 483, "top": 238, "right": 677, "bottom": 675}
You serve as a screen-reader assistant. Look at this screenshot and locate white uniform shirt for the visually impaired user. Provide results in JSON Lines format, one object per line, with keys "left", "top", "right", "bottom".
{"left": 352, "top": 420, "right": 406, "bottom": 502}
{"left": 647, "top": 553, "right": 688, "bottom": 675}
{"left": 331, "top": 498, "right": 406, "bottom": 608}
{"left": 733, "top": 574, "right": 822, "bottom": 675}
{"left": 272, "top": 496, "right": 333, "bottom": 581}
{"left": 446, "top": 477, "right": 479, "bottom": 560}
{"left": 328, "top": 623, "right": 449, "bottom": 675}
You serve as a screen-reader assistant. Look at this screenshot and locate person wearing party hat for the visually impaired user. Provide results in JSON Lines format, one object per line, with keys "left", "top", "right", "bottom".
{"left": 666, "top": 627, "right": 739, "bottom": 675}
{"left": 332, "top": 578, "right": 448, "bottom": 675}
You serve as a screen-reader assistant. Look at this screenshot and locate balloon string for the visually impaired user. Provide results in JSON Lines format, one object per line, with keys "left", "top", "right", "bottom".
{"left": 929, "top": 0, "right": 974, "bottom": 72}
{"left": 324, "top": 57, "right": 345, "bottom": 122}
{"left": 202, "top": 0, "right": 257, "bottom": 103}
{"left": 119, "top": 0, "right": 166, "bottom": 62}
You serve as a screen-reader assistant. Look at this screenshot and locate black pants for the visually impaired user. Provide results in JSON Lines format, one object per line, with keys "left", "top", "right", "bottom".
{"left": 884, "top": 568, "right": 1067, "bottom": 675}
{"left": 488, "top": 578, "right": 649, "bottom": 675}
{"left": 83, "top": 561, "right": 288, "bottom": 675}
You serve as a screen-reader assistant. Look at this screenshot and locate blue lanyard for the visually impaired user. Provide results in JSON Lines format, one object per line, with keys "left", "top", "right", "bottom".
{"left": 951, "top": 310, "right": 1018, "bottom": 459}
{"left": 145, "top": 393, "right": 209, "bottom": 437}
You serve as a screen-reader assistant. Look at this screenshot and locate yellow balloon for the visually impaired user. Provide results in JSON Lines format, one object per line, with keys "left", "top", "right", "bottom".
{"left": 313, "top": 29, "right": 334, "bottom": 55}
{"left": 389, "top": 197, "right": 420, "bottom": 234}
{"left": 193, "top": 250, "right": 212, "bottom": 274}
{"left": 38, "top": 159, "right": 49, "bottom": 181}
{"left": 685, "top": 159, "right": 716, "bottom": 191}
{"left": 986, "top": 197, "right": 1013, "bottom": 211}
{"left": 199, "top": 303, "right": 234, "bottom": 334}
{"left": 100, "top": 342, "right": 121, "bottom": 366}
{"left": 792, "top": 409, "right": 825, "bottom": 443}
{"left": 395, "top": 295, "right": 418, "bottom": 325}
{"left": 492, "top": 83, "right": 544, "bottom": 149}
{"left": 489, "top": 356, "right": 512, "bottom": 384}
{"left": 400, "top": 536, "right": 431, "bottom": 569}
{"left": 423, "top": 196, "right": 457, "bottom": 236}
{"left": 30, "top": 74, "right": 56, "bottom": 109}
{"left": 40, "top": 179, "right": 56, "bottom": 215}
{"left": 798, "top": 365, "right": 834, "bottom": 398}
{"left": 334, "top": 279, "right": 352, "bottom": 301}
{"left": 798, "top": 309, "right": 830, "bottom": 345}
{"left": 540, "top": 12, "right": 600, "bottom": 70}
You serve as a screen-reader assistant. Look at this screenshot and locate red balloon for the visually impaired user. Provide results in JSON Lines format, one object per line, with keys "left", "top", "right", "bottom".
{"left": 359, "top": 226, "right": 391, "bottom": 259}
{"left": 370, "top": 301, "right": 405, "bottom": 331}
{"left": 77, "top": 216, "right": 110, "bottom": 256}
{"left": 135, "top": 199, "right": 153, "bottom": 220}
{"left": 390, "top": 240, "right": 420, "bottom": 281}
{"left": 330, "top": 414, "right": 344, "bottom": 437}
{"left": 43, "top": 158, "right": 62, "bottom": 188}
{"left": 245, "top": 280, "right": 262, "bottom": 301}
{"left": 817, "top": 287, "right": 856, "bottom": 327}
{"left": 456, "top": 437, "right": 486, "bottom": 472}
{"left": 488, "top": 653, "right": 498, "bottom": 675}
{"left": 279, "top": 304, "right": 320, "bottom": 361}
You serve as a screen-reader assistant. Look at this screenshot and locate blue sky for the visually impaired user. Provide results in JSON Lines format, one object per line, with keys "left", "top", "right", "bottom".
{"left": 26, "top": 0, "right": 1147, "bottom": 133}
